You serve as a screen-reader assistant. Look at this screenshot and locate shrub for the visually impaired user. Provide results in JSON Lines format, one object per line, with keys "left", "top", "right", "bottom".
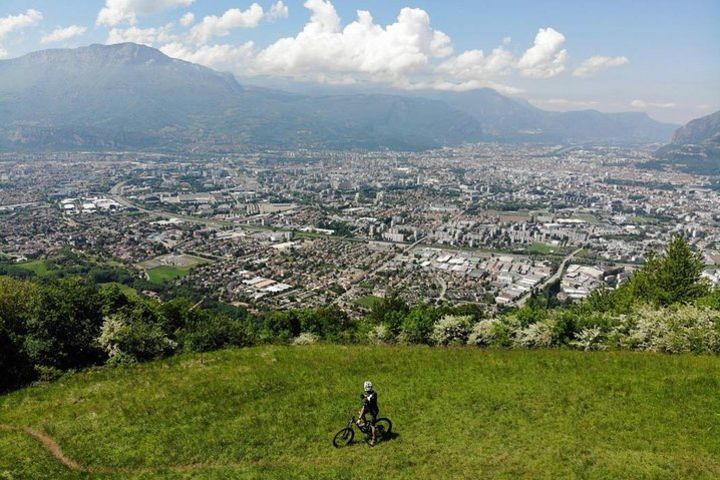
{"left": 99, "top": 314, "right": 176, "bottom": 365}
{"left": 292, "top": 332, "right": 318, "bottom": 346}
{"left": 619, "top": 305, "right": 720, "bottom": 354}
{"left": 431, "top": 315, "right": 472, "bottom": 346}
{"left": 514, "top": 320, "right": 555, "bottom": 348}
{"left": 367, "top": 324, "right": 393, "bottom": 344}
{"left": 571, "top": 326, "right": 606, "bottom": 351}
{"left": 467, "top": 318, "right": 501, "bottom": 346}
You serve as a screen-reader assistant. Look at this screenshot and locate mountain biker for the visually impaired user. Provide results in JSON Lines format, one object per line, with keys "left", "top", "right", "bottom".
{"left": 357, "top": 380, "right": 379, "bottom": 446}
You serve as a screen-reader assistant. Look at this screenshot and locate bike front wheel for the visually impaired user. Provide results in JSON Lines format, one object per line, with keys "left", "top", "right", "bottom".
{"left": 333, "top": 427, "right": 354, "bottom": 448}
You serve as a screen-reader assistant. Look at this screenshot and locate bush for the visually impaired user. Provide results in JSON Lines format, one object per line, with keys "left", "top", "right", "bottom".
{"left": 619, "top": 305, "right": 720, "bottom": 354}
{"left": 99, "top": 313, "right": 176, "bottom": 365}
{"left": 514, "top": 321, "right": 555, "bottom": 348}
{"left": 292, "top": 332, "right": 318, "bottom": 345}
{"left": 431, "top": 315, "right": 472, "bottom": 346}
{"left": 467, "top": 318, "right": 501, "bottom": 346}
{"left": 571, "top": 327, "right": 607, "bottom": 351}
{"left": 367, "top": 324, "right": 393, "bottom": 345}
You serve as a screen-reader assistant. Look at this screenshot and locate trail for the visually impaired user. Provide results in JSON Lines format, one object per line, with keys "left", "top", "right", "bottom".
{"left": 0, "top": 423, "right": 258, "bottom": 474}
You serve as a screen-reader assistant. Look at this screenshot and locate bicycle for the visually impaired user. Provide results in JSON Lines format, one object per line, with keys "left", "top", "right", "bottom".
{"left": 332, "top": 412, "right": 392, "bottom": 448}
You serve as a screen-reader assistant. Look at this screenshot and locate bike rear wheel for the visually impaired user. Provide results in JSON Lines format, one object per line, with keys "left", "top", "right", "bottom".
{"left": 374, "top": 418, "right": 392, "bottom": 439}
{"left": 333, "top": 427, "right": 354, "bottom": 448}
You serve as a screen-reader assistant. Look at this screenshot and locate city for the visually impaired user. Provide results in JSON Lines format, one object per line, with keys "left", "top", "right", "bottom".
{"left": 2, "top": 144, "right": 718, "bottom": 315}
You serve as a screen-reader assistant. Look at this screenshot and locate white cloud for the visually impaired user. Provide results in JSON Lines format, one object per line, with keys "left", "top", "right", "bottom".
{"left": 631, "top": 99, "right": 676, "bottom": 109}
{"left": 437, "top": 46, "right": 514, "bottom": 81}
{"left": 97, "top": 0, "right": 194, "bottom": 27}
{"left": 107, "top": 25, "right": 177, "bottom": 46}
{"left": 161, "top": 41, "right": 255, "bottom": 70}
{"left": 117, "top": 0, "right": 615, "bottom": 97}
{"left": 41, "top": 25, "right": 87, "bottom": 44}
{"left": 0, "top": 9, "right": 43, "bottom": 58}
{"left": 530, "top": 98, "right": 601, "bottom": 109}
{"left": 189, "top": 4, "right": 266, "bottom": 44}
{"left": 179, "top": 12, "right": 195, "bottom": 27}
{"left": 573, "top": 55, "right": 629, "bottom": 77}
{"left": 403, "top": 79, "right": 523, "bottom": 95}
{"left": 267, "top": 1, "right": 289, "bottom": 21}
{"left": 0, "top": 9, "right": 43, "bottom": 39}
{"left": 253, "top": 1, "right": 453, "bottom": 84}
{"left": 518, "top": 27, "right": 568, "bottom": 78}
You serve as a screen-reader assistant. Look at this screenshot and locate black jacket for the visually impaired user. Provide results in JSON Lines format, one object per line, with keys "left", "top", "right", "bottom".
{"left": 361, "top": 390, "right": 379, "bottom": 415}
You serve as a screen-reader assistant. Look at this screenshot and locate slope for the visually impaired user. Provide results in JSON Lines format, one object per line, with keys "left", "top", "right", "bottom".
{"left": 1, "top": 345, "right": 718, "bottom": 479}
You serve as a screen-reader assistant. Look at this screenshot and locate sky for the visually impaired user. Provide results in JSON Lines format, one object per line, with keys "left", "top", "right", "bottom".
{"left": 0, "top": 0, "right": 718, "bottom": 124}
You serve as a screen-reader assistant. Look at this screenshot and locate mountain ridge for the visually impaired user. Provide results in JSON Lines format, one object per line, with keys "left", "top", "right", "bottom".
{"left": 0, "top": 43, "right": 677, "bottom": 151}
{"left": 650, "top": 110, "right": 720, "bottom": 175}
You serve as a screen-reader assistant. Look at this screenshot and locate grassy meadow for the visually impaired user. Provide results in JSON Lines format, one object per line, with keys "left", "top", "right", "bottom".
{"left": 1, "top": 346, "right": 719, "bottom": 479}
{"left": 146, "top": 265, "right": 192, "bottom": 284}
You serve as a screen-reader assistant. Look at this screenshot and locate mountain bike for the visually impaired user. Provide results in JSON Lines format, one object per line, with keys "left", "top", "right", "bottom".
{"left": 332, "top": 412, "right": 392, "bottom": 447}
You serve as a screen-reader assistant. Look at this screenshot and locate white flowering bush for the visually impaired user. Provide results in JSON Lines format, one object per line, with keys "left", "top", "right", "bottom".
{"left": 571, "top": 326, "right": 607, "bottom": 351}
{"left": 617, "top": 305, "right": 720, "bottom": 354}
{"left": 292, "top": 332, "right": 318, "bottom": 346}
{"left": 431, "top": 315, "right": 472, "bottom": 346}
{"left": 99, "top": 314, "right": 176, "bottom": 365}
{"left": 514, "top": 320, "right": 555, "bottom": 349}
{"left": 367, "top": 323, "right": 393, "bottom": 344}
{"left": 467, "top": 318, "right": 501, "bottom": 346}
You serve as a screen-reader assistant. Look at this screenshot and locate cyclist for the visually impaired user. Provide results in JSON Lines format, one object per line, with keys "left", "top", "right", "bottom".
{"left": 357, "top": 380, "right": 379, "bottom": 446}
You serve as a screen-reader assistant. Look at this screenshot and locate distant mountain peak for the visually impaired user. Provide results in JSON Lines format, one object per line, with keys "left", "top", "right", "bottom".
{"left": 85, "top": 42, "right": 173, "bottom": 63}
{"left": 7, "top": 42, "right": 174, "bottom": 68}
{"left": 672, "top": 110, "right": 720, "bottom": 145}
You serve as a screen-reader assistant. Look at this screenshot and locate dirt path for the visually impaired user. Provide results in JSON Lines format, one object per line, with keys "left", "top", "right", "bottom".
{"left": 0, "top": 423, "right": 256, "bottom": 474}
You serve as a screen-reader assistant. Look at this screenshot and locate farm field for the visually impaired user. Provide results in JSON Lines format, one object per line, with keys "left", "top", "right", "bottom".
{"left": 1, "top": 346, "right": 719, "bottom": 479}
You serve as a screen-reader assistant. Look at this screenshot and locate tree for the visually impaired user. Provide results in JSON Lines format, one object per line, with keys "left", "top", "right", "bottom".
{"left": 629, "top": 235, "right": 709, "bottom": 306}
{"left": 398, "top": 304, "right": 439, "bottom": 344}
{"left": 0, "top": 277, "right": 37, "bottom": 391}
{"left": 369, "top": 291, "right": 409, "bottom": 334}
{"left": 25, "top": 277, "right": 105, "bottom": 370}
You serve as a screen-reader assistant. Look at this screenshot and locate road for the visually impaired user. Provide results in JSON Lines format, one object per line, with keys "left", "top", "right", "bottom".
{"left": 515, "top": 247, "right": 584, "bottom": 307}
{"left": 109, "top": 181, "right": 230, "bottom": 228}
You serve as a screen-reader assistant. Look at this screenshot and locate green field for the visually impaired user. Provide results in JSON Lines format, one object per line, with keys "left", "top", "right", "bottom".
{"left": 354, "top": 295, "right": 383, "bottom": 309}
{"left": 15, "top": 259, "right": 51, "bottom": 276}
{"left": 1, "top": 346, "right": 719, "bottom": 479}
{"left": 527, "top": 242, "right": 559, "bottom": 255}
{"left": 146, "top": 265, "right": 192, "bottom": 284}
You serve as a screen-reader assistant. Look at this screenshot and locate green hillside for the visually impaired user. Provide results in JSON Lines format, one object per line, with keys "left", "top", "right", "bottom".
{"left": 2, "top": 346, "right": 719, "bottom": 479}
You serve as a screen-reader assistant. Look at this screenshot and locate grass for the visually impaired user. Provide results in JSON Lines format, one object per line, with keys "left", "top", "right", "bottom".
{"left": 15, "top": 259, "right": 51, "bottom": 276}
{"left": 354, "top": 295, "right": 383, "bottom": 309}
{"left": 527, "top": 242, "right": 559, "bottom": 255}
{"left": 146, "top": 265, "right": 192, "bottom": 284}
{"left": 1, "top": 346, "right": 720, "bottom": 479}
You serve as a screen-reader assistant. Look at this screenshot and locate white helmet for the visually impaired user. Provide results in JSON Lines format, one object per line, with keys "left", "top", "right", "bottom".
{"left": 364, "top": 380, "right": 373, "bottom": 392}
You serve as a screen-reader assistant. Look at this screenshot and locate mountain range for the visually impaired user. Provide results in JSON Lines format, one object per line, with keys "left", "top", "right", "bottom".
{"left": 0, "top": 43, "right": 679, "bottom": 151}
